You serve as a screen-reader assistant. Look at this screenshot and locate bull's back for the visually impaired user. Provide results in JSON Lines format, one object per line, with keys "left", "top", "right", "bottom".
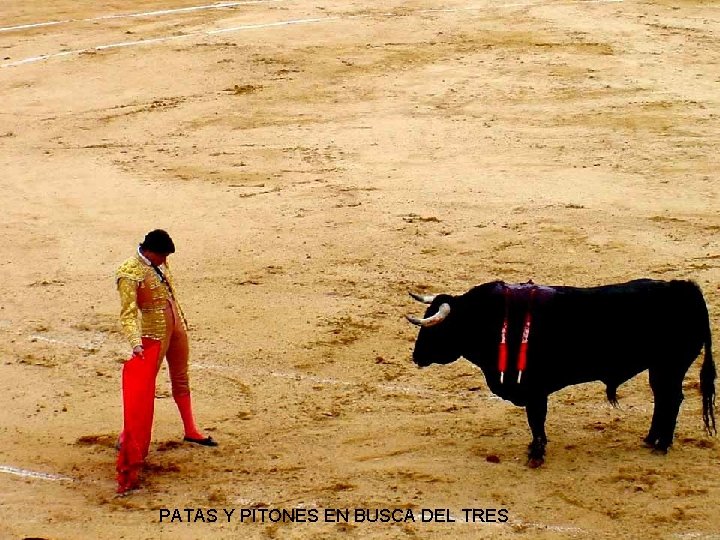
{"left": 529, "top": 280, "right": 706, "bottom": 391}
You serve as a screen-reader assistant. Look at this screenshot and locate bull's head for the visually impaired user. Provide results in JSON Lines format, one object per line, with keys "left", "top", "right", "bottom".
{"left": 407, "top": 292, "right": 462, "bottom": 367}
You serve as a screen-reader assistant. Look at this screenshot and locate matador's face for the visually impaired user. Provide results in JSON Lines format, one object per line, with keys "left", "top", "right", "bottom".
{"left": 144, "top": 250, "right": 169, "bottom": 267}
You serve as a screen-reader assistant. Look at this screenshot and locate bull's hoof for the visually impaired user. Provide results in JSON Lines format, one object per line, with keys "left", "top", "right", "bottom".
{"left": 642, "top": 436, "right": 656, "bottom": 449}
{"left": 651, "top": 445, "right": 669, "bottom": 455}
{"left": 527, "top": 439, "right": 546, "bottom": 465}
{"left": 527, "top": 457, "right": 544, "bottom": 469}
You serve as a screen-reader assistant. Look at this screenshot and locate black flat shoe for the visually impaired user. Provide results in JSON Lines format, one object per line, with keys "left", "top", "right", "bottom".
{"left": 184, "top": 436, "right": 218, "bottom": 447}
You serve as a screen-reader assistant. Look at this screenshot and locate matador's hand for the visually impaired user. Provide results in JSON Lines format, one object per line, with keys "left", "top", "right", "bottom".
{"left": 132, "top": 345, "right": 144, "bottom": 357}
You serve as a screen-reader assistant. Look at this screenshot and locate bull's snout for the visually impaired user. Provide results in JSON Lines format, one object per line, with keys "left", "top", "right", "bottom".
{"left": 411, "top": 352, "right": 432, "bottom": 368}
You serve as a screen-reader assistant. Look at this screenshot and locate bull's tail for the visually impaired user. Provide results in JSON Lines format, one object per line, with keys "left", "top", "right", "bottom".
{"left": 700, "top": 335, "right": 716, "bottom": 435}
{"left": 699, "top": 289, "right": 716, "bottom": 435}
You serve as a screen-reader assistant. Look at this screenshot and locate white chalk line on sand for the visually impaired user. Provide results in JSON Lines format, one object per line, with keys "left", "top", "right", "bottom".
{"left": 29, "top": 333, "right": 107, "bottom": 352}
{"left": 21, "top": 330, "right": 493, "bottom": 400}
{"left": 1, "top": 0, "right": 624, "bottom": 69}
{"left": 421, "top": 0, "right": 622, "bottom": 15}
{"left": 23, "top": 332, "right": 637, "bottom": 410}
{"left": 196, "top": 362, "right": 502, "bottom": 400}
{"left": 0, "top": 0, "right": 285, "bottom": 33}
{"left": 1, "top": 17, "right": 340, "bottom": 68}
{"left": 0, "top": 465, "right": 74, "bottom": 482}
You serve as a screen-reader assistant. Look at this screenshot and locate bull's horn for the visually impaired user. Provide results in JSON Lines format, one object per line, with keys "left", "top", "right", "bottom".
{"left": 409, "top": 292, "right": 436, "bottom": 304}
{"left": 406, "top": 302, "right": 451, "bottom": 327}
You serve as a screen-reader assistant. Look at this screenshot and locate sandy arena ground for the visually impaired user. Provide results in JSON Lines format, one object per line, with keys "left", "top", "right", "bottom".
{"left": 0, "top": 0, "right": 719, "bottom": 538}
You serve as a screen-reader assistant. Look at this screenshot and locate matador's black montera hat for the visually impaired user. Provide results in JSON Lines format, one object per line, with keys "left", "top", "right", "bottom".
{"left": 140, "top": 229, "right": 175, "bottom": 254}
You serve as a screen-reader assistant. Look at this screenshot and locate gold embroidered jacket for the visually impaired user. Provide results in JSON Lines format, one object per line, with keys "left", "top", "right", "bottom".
{"left": 116, "top": 255, "right": 188, "bottom": 348}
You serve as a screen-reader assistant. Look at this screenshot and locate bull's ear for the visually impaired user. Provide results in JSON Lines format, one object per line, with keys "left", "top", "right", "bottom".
{"left": 409, "top": 292, "right": 436, "bottom": 304}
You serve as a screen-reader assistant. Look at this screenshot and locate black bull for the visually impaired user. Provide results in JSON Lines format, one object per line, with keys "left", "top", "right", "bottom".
{"left": 407, "top": 279, "right": 716, "bottom": 467}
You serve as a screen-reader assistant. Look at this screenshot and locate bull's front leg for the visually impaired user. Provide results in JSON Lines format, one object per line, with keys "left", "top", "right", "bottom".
{"left": 525, "top": 395, "right": 548, "bottom": 468}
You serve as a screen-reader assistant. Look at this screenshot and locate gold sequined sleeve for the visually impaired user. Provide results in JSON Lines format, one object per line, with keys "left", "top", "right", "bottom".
{"left": 117, "top": 277, "right": 143, "bottom": 348}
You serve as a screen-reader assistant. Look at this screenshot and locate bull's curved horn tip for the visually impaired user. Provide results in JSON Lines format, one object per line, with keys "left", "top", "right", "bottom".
{"left": 407, "top": 302, "right": 451, "bottom": 328}
{"left": 409, "top": 292, "right": 436, "bottom": 304}
{"left": 405, "top": 315, "right": 423, "bottom": 326}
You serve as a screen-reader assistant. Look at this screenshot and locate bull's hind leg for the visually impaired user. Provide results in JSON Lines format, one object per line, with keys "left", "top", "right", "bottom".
{"left": 644, "top": 369, "right": 662, "bottom": 447}
{"left": 646, "top": 368, "right": 685, "bottom": 453}
{"left": 526, "top": 396, "right": 548, "bottom": 468}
